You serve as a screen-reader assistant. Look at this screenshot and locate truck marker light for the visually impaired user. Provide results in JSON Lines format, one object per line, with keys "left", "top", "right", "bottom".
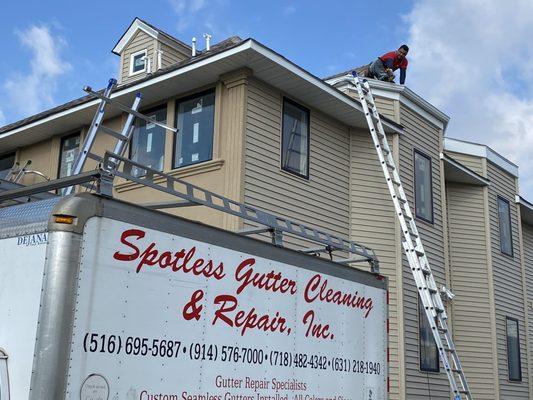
{"left": 54, "top": 215, "right": 75, "bottom": 224}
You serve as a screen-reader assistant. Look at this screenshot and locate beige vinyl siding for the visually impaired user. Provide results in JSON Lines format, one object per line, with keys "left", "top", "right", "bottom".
{"left": 523, "top": 222, "right": 533, "bottom": 397}
{"left": 446, "top": 182, "right": 496, "bottom": 398}
{"left": 159, "top": 42, "right": 188, "bottom": 69}
{"left": 121, "top": 30, "right": 156, "bottom": 84}
{"left": 349, "top": 129, "right": 400, "bottom": 398}
{"left": 488, "top": 162, "right": 529, "bottom": 398}
{"left": 444, "top": 151, "right": 485, "bottom": 176}
{"left": 399, "top": 106, "right": 450, "bottom": 398}
{"left": 374, "top": 96, "right": 397, "bottom": 121}
{"left": 244, "top": 77, "right": 350, "bottom": 251}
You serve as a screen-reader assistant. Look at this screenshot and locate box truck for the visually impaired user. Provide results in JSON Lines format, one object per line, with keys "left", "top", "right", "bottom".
{"left": 0, "top": 182, "right": 387, "bottom": 400}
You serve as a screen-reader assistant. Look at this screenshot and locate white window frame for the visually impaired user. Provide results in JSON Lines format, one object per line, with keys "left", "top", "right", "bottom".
{"left": 129, "top": 49, "right": 148, "bottom": 76}
{"left": 0, "top": 348, "right": 9, "bottom": 400}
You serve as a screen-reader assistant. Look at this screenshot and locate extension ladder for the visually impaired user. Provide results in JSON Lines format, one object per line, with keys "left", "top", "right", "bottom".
{"left": 64, "top": 78, "right": 176, "bottom": 195}
{"left": 351, "top": 72, "right": 472, "bottom": 400}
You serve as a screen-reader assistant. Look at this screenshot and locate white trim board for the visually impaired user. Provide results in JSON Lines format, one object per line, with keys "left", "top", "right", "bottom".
{"left": 0, "top": 39, "right": 403, "bottom": 147}
{"left": 113, "top": 19, "right": 159, "bottom": 55}
{"left": 326, "top": 76, "right": 449, "bottom": 130}
{"left": 444, "top": 137, "right": 518, "bottom": 178}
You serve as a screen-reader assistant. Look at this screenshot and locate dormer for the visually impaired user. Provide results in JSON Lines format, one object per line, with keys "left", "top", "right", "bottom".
{"left": 113, "top": 18, "right": 192, "bottom": 84}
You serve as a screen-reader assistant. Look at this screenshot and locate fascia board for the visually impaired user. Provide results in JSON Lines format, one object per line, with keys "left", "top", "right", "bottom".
{"left": 326, "top": 75, "right": 448, "bottom": 130}
{"left": 112, "top": 19, "right": 158, "bottom": 55}
{"left": 444, "top": 138, "right": 519, "bottom": 178}
{"left": 0, "top": 41, "right": 255, "bottom": 141}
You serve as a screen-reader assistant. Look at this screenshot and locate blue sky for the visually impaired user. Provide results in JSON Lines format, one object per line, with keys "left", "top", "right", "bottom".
{"left": 1, "top": 0, "right": 533, "bottom": 198}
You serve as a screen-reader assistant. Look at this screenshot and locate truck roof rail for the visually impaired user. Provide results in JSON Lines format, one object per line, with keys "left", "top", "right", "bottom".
{"left": 0, "top": 151, "right": 379, "bottom": 272}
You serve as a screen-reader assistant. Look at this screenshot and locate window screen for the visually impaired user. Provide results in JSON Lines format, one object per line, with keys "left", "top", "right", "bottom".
{"left": 419, "top": 299, "right": 439, "bottom": 372}
{"left": 130, "top": 106, "right": 167, "bottom": 177}
{"left": 414, "top": 150, "right": 433, "bottom": 222}
{"left": 281, "top": 98, "right": 309, "bottom": 178}
{"left": 498, "top": 197, "right": 513, "bottom": 256}
{"left": 174, "top": 90, "right": 215, "bottom": 168}
{"left": 506, "top": 317, "right": 522, "bottom": 381}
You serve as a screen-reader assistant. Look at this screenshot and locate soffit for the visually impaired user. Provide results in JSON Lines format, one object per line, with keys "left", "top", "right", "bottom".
{"left": 0, "top": 39, "right": 400, "bottom": 152}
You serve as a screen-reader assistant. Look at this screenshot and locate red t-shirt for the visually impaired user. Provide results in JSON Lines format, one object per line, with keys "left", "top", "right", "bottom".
{"left": 379, "top": 51, "right": 408, "bottom": 70}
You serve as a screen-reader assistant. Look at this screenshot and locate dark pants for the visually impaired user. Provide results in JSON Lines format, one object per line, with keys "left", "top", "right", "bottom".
{"left": 369, "top": 58, "right": 393, "bottom": 82}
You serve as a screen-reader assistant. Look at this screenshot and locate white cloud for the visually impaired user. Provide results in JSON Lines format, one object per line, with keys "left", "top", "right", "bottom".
{"left": 170, "top": 0, "right": 208, "bottom": 32}
{"left": 405, "top": 0, "right": 533, "bottom": 197}
{"left": 1, "top": 25, "right": 71, "bottom": 122}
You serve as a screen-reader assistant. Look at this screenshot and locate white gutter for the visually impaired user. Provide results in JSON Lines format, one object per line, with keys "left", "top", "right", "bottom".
{"left": 326, "top": 75, "right": 450, "bottom": 131}
{"left": 1, "top": 39, "right": 403, "bottom": 141}
{"left": 444, "top": 137, "right": 518, "bottom": 178}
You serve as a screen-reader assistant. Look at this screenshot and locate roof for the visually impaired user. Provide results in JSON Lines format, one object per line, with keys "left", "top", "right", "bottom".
{"left": 517, "top": 196, "right": 533, "bottom": 226}
{"left": 0, "top": 38, "right": 402, "bottom": 152}
{"left": 325, "top": 68, "right": 450, "bottom": 131}
{"left": 442, "top": 154, "right": 490, "bottom": 186}
{"left": 112, "top": 17, "right": 192, "bottom": 55}
{"left": 0, "top": 35, "right": 243, "bottom": 137}
{"left": 444, "top": 137, "right": 518, "bottom": 178}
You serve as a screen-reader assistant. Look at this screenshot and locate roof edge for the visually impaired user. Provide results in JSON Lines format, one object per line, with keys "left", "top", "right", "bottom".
{"left": 325, "top": 74, "right": 450, "bottom": 130}
{"left": 444, "top": 137, "right": 519, "bottom": 178}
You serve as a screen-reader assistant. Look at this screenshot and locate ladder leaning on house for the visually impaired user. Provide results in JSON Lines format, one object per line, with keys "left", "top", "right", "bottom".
{"left": 64, "top": 78, "right": 178, "bottom": 196}
{"left": 351, "top": 71, "right": 473, "bottom": 400}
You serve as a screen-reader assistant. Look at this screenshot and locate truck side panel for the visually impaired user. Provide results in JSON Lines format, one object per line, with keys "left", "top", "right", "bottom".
{"left": 0, "top": 234, "right": 47, "bottom": 400}
{"left": 65, "top": 216, "right": 387, "bottom": 400}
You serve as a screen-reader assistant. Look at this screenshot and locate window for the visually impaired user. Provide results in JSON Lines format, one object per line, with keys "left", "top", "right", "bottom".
{"left": 58, "top": 133, "right": 80, "bottom": 195}
{"left": 281, "top": 98, "right": 309, "bottom": 178}
{"left": 0, "top": 153, "right": 15, "bottom": 179}
{"left": 0, "top": 349, "right": 9, "bottom": 400}
{"left": 58, "top": 133, "right": 80, "bottom": 178}
{"left": 130, "top": 105, "right": 167, "bottom": 177}
{"left": 419, "top": 299, "right": 439, "bottom": 372}
{"left": 130, "top": 50, "right": 147, "bottom": 75}
{"left": 414, "top": 150, "right": 433, "bottom": 223}
{"left": 498, "top": 196, "right": 513, "bottom": 256}
{"left": 506, "top": 317, "right": 522, "bottom": 381}
{"left": 174, "top": 90, "right": 215, "bottom": 168}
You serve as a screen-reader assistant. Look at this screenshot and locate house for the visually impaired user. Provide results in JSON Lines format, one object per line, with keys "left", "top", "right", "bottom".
{"left": 0, "top": 17, "right": 532, "bottom": 400}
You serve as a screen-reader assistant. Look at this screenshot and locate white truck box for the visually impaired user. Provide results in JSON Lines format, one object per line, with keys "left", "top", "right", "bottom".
{"left": 0, "top": 193, "right": 387, "bottom": 400}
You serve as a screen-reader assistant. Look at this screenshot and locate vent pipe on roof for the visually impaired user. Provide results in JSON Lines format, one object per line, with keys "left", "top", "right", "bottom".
{"left": 203, "top": 33, "right": 212, "bottom": 51}
{"left": 192, "top": 37, "right": 197, "bottom": 57}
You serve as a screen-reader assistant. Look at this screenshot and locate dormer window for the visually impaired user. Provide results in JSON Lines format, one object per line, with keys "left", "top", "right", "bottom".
{"left": 130, "top": 50, "right": 147, "bottom": 75}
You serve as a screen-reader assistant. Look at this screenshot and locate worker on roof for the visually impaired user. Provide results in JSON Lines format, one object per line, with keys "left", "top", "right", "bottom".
{"left": 368, "top": 45, "right": 409, "bottom": 85}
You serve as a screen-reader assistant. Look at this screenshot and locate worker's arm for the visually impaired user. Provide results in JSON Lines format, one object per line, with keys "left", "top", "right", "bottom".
{"left": 400, "top": 68, "right": 406, "bottom": 85}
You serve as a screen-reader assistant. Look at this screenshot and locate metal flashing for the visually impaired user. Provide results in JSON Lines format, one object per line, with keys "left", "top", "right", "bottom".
{"left": 444, "top": 137, "right": 519, "bottom": 178}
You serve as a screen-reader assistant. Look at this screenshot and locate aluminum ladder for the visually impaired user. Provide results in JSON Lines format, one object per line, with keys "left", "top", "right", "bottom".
{"left": 351, "top": 72, "right": 472, "bottom": 400}
{"left": 65, "top": 78, "right": 176, "bottom": 195}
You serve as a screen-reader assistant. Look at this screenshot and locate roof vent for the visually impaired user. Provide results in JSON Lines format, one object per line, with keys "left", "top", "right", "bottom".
{"left": 203, "top": 33, "right": 212, "bottom": 51}
{"left": 191, "top": 37, "right": 197, "bottom": 57}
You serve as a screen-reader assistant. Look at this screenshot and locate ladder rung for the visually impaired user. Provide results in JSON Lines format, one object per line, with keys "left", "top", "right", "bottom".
{"left": 382, "top": 148, "right": 390, "bottom": 155}
{"left": 404, "top": 214, "right": 413, "bottom": 222}
{"left": 87, "top": 152, "right": 103, "bottom": 162}
{"left": 451, "top": 368, "right": 462, "bottom": 373}
{"left": 428, "top": 287, "right": 438, "bottom": 294}
{"left": 99, "top": 124, "right": 129, "bottom": 141}
{"left": 435, "top": 306, "right": 445, "bottom": 314}
{"left": 415, "top": 248, "right": 424, "bottom": 256}
{"left": 438, "top": 327, "right": 448, "bottom": 333}
{"left": 390, "top": 178, "right": 401, "bottom": 186}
